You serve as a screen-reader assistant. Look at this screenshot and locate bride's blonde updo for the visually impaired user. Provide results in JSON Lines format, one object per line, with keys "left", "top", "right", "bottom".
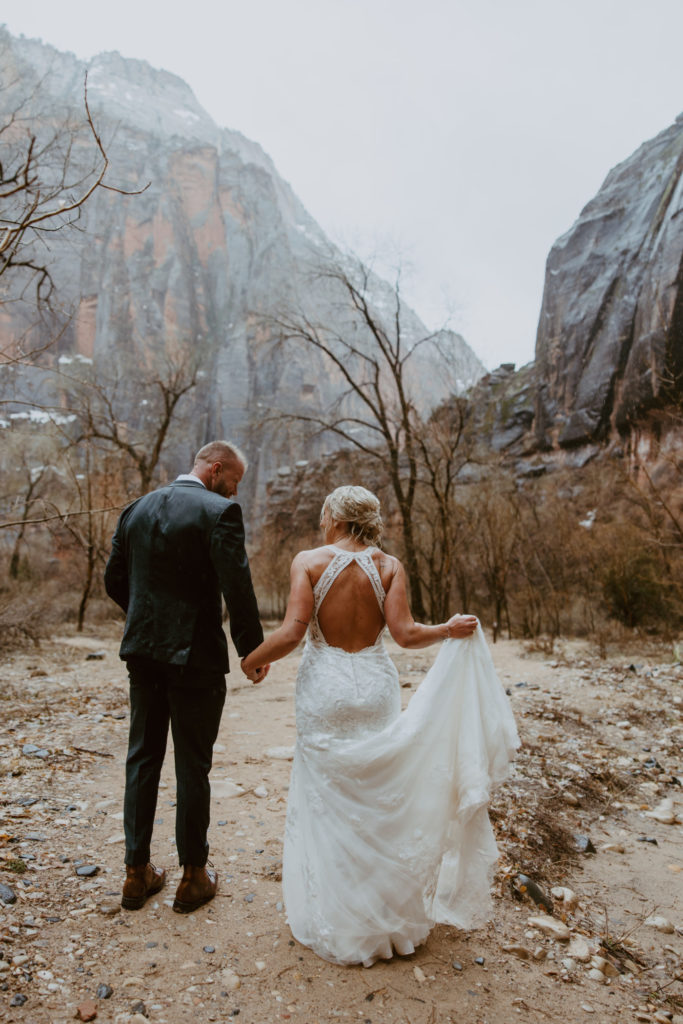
{"left": 323, "top": 485, "right": 383, "bottom": 547}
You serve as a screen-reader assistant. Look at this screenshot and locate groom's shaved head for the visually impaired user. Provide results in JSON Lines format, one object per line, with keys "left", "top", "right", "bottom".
{"left": 194, "top": 440, "right": 247, "bottom": 471}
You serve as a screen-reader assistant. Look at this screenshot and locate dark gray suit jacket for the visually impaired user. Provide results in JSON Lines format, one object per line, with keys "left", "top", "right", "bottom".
{"left": 104, "top": 479, "right": 263, "bottom": 673}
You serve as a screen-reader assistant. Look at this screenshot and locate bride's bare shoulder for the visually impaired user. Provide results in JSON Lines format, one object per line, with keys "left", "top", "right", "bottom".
{"left": 371, "top": 549, "right": 401, "bottom": 589}
{"left": 292, "top": 545, "right": 335, "bottom": 571}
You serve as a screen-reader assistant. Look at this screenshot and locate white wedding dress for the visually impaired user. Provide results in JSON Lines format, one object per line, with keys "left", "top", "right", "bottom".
{"left": 282, "top": 545, "right": 520, "bottom": 967}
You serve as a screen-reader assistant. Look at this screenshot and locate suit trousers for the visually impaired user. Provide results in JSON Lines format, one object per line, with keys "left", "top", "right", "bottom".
{"left": 123, "top": 657, "right": 226, "bottom": 867}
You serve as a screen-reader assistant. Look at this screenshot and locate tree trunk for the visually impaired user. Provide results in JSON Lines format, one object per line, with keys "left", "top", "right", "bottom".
{"left": 77, "top": 544, "right": 94, "bottom": 632}
{"left": 400, "top": 509, "right": 425, "bottom": 620}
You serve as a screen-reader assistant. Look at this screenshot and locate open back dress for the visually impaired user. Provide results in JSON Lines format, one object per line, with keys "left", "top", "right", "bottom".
{"left": 282, "top": 545, "right": 519, "bottom": 966}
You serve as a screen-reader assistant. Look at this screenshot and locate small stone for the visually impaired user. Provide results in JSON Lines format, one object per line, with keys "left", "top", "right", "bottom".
{"left": 567, "top": 936, "right": 591, "bottom": 962}
{"left": 502, "top": 944, "right": 530, "bottom": 960}
{"left": 474, "top": 956, "right": 485, "bottom": 965}
{"left": 451, "top": 960, "right": 463, "bottom": 970}
{"left": 587, "top": 968, "right": 606, "bottom": 983}
{"left": 130, "top": 1000, "right": 147, "bottom": 1015}
{"left": 0, "top": 883, "right": 17, "bottom": 905}
{"left": 75, "top": 999, "right": 98, "bottom": 1020}
{"left": 561, "top": 957, "right": 577, "bottom": 971}
{"left": 580, "top": 1005, "right": 596, "bottom": 1013}
{"left": 413, "top": 965, "right": 426, "bottom": 982}
{"left": 636, "top": 835, "right": 658, "bottom": 845}
{"left": 644, "top": 915, "right": 675, "bottom": 934}
{"left": 528, "top": 915, "right": 571, "bottom": 941}
{"left": 563, "top": 791, "right": 580, "bottom": 806}
{"left": 653, "top": 1012, "right": 674, "bottom": 1023}
{"left": 98, "top": 903, "right": 120, "bottom": 917}
{"left": 221, "top": 968, "right": 240, "bottom": 990}
{"left": 10, "top": 993, "right": 28, "bottom": 1007}
{"left": 85, "top": 651, "right": 106, "bottom": 660}
{"left": 12, "top": 954, "right": 29, "bottom": 966}
{"left": 255, "top": 960, "right": 266, "bottom": 971}
{"left": 590, "top": 955, "right": 618, "bottom": 978}
{"left": 76, "top": 865, "right": 99, "bottom": 878}
{"left": 514, "top": 874, "right": 553, "bottom": 913}
{"left": 96, "top": 983, "right": 113, "bottom": 999}
{"left": 532, "top": 947, "right": 547, "bottom": 961}
{"left": 573, "top": 834, "right": 596, "bottom": 854}
{"left": 203, "top": 945, "right": 215, "bottom": 954}
{"left": 645, "top": 799, "right": 678, "bottom": 825}
{"left": 600, "top": 843, "right": 625, "bottom": 853}
{"left": 253, "top": 785, "right": 268, "bottom": 798}
{"left": 244, "top": 894, "right": 254, "bottom": 903}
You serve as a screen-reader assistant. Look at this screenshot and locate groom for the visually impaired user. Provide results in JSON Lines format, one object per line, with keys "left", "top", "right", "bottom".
{"left": 105, "top": 440, "right": 267, "bottom": 913}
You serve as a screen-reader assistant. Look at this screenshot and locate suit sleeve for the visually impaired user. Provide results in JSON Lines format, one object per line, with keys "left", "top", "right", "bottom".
{"left": 210, "top": 502, "right": 264, "bottom": 658}
{"left": 104, "top": 514, "right": 130, "bottom": 613}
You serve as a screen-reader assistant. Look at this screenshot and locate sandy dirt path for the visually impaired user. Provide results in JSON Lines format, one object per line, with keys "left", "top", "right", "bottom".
{"left": 0, "top": 627, "right": 681, "bottom": 1024}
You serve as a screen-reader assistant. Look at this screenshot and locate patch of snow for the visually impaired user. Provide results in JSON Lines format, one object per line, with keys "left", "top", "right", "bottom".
{"left": 174, "top": 108, "right": 200, "bottom": 122}
{"left": 9, "top": 409, "right": 77, "bottom": 427}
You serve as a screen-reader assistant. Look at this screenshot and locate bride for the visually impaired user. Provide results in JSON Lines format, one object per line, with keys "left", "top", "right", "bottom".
{"left": 241, "top": 485, "right": 519, "bottom": 967}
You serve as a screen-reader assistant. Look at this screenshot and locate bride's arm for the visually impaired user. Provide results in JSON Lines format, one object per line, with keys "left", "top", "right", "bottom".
{"left": 240, "top": 552, "right": 314, "bottom": 674}
{"left": 384, "top": 559, "right": 478, "bottom": 648}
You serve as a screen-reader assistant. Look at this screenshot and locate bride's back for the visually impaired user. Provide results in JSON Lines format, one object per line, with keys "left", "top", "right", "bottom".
{"left": 306, "top": 546, "right": 394, "bottom": 653}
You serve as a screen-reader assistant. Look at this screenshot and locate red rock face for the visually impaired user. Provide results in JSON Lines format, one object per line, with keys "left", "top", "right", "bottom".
{"left": 535, "top": 116, "right": 683, "bottom": 448}
{"left": 0, "top": 29, "right": 484, "bottom": 507}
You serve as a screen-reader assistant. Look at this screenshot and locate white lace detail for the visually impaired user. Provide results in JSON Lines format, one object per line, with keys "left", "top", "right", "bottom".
{"left": 309, "top": 545, "right": 385, "bottom": 645}
{"left": 284, "top": 592, "right": 520, "bottom": 967}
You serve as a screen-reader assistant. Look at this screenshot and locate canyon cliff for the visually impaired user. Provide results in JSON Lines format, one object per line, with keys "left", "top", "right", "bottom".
{"left": 0, "top": 29, "right": 484, "bottom": 505}
{"left": 467, "top": 114, "right": 683, "bottom": 468}
{"left": 534, "top": 112, "right": 683, "bottom": 450}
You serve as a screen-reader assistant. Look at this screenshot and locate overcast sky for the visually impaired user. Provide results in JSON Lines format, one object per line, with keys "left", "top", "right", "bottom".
{"left": 4, "top": 0, "right": 683, "bottom": 369}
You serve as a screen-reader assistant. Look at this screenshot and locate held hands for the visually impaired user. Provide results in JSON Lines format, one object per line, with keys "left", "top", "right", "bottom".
{"left": 241, "top": 657, "right": 270, "bottom": 684}
{"left": 445, "top": 613, "right": 478, "bottom": 639}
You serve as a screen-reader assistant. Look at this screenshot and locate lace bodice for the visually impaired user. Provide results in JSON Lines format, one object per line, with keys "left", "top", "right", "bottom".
{"left": 295, "top": 546, "right": 397, "bottom": 745}
{"left": 308, "top": 545, "right": 386, "bottom": 646}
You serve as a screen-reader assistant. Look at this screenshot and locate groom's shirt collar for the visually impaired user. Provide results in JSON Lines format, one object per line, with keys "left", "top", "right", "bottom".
{"left": 175, "top": 473, "right": 206, "bottom": 488}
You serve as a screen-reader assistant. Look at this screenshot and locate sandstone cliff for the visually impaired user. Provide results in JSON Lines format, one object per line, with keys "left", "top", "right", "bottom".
{"left": 0, "top": 29, "right": 484, "bottom": 505}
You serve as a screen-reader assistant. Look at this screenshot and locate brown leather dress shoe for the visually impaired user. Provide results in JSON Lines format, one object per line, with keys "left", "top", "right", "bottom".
{"left": 173, "top": 865, "right": 218, "bottom": 913}
{"left": 121, "top": 863, "right": 167, "bottom": 910}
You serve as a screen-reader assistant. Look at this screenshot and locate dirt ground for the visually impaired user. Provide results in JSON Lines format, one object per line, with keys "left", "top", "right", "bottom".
{"left": 0, "top": 626, "right": 681, "bottom": 1024}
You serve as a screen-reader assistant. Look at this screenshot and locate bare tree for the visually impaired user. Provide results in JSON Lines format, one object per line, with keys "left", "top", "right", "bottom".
{"left": 269, "top": 254, "right": 464, "bottom": 619}
{"left": 63, "top": 352, "right": 202, "bottom": 494}
{"left": 0, "top": 419, "right": 62, "bottom": 578}
{"left": 413, "top": 397, "right": 472, "bottom": 620}
{"left": 464, "top": 474, "right": 520, "bottom": 642}
{"left": 0, "top": 71, "right": 148, "bottom": 310}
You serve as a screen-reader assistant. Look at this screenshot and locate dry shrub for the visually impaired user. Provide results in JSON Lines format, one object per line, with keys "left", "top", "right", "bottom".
{"left": 0, "top": 577, "right": 71, "bottom": 651}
